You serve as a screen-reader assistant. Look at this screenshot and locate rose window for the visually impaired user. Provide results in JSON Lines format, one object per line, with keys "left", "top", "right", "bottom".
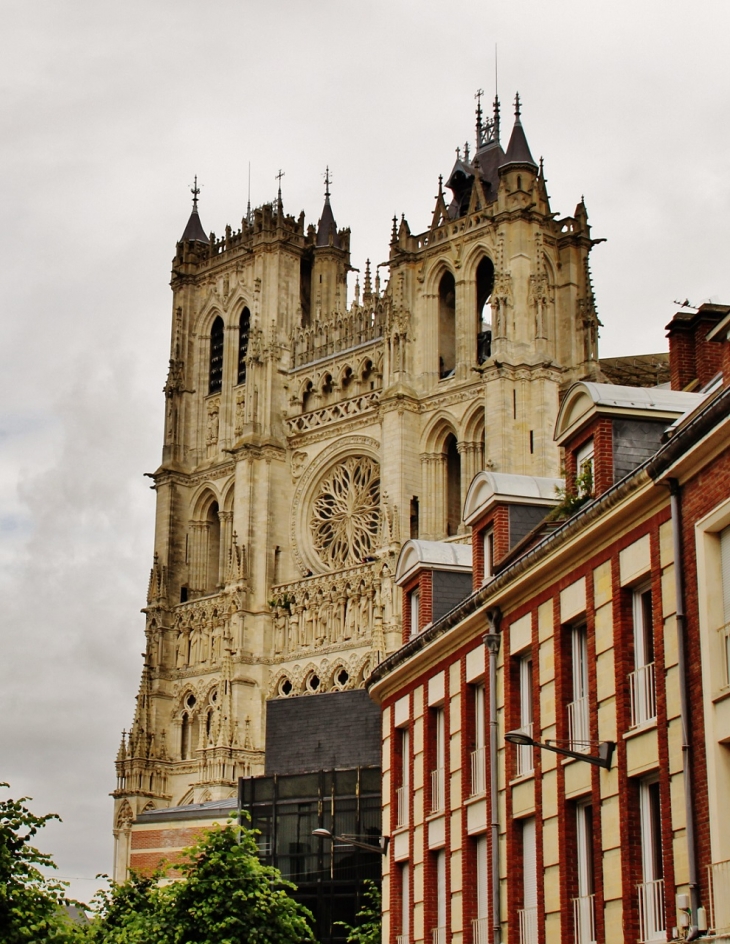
{"left": 309, "top": 456, "right": 380, "bottom": 568}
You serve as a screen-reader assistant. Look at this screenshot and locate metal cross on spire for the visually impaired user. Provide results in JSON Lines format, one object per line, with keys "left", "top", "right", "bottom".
{"left": 324, "top": 165, "right": 331, "bottom": 199}
{"left": 514, "top": 92, "right": 522, "bottom": 120}
{"left": 190, "top": 175, "right": 201, "bottom": 209}
{"left": 275, "top": 168, "right": 285, "bottom": 206}
{"left": 475, "top": 87, "right": 484, "bottom": 142}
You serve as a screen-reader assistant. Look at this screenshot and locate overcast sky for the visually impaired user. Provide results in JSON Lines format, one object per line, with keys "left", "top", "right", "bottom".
{"left": 2, "top": 0, "right": 729, "bottom": 904}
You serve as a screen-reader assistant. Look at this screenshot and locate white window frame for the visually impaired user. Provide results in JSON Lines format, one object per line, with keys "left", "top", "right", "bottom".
{"left": 519, "top": 817, "right": 538, "bottom": 944}
{"left": 638, "top": 778, "right": 665, "bottom": 942}
{"left": 569, "top": 625, "right": 590, "bottom": 753}
{"left": 431, "top": 707, "right": 446, "bottom": 812}
{"left": 573, "top": 800, "right": 596, "bottom": 944}
{"left": 575, "top": 439, "right": 594, "bottom": 498}
{"left": 483, "top": 528, "right": 494, "bottom": 583}
{"left": 630, "top": 583, "right": 656, "bottom": 727}
{"left": 471, "top": 684, "right": 486, "bottom": 796}
{"left": 409, "top": 586, "right": 420, "bottom": 638}
{"left": 517, "top": 654, "right": 534, "bottom": 776}
{"left": 401, "top": 861, "right": 410, "bottom": 944}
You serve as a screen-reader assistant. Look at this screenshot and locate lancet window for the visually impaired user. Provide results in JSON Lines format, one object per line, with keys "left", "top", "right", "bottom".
{"left": 476, "top": 257, "right": 494, "bottom": 364}
{"left": 237, "top": 307, "right": 250, "bottom": 384}
{"left": 209, "top": 316, "right": 224, "bottom": 394}
{"left": 438, "top": 272, "right": 456, "bottom": 379}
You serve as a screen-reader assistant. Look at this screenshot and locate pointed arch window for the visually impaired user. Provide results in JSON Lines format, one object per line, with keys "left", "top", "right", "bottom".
{"left": 438, "top": 272, "right": 456, "bottom": 379}
{"left": 237, "top": 307, "right": 250, "bottom": 384}
{"left": 476, "top": 257, "right": 494, "bottom": 364}
{"left": 209, "top": 316, "right": 224, "bottom": 394}
{"left": 181, "top": 713, "right": 190, "bottom": 759}
{"left": 445, "top": 433, "right": 461, "bottom": 535}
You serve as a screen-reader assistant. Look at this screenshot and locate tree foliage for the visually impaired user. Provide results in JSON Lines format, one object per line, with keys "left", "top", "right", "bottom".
{"left": 83, "top": 821, "right": 314, "bottom": 944}
{"left": 0, "top": 783, "right": 78, "bottom": 944}
{"left": 335, "top": 879, "right": 381, "bottom": 944}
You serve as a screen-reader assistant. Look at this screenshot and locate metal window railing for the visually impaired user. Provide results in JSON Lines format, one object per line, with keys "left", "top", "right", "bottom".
{"left": 568, "top": 696, "right": 590, "bottom": 753}
{"left": 431, "top": 768, "right": 445, "bottom": 813}
{"left": 637, "top": 879, "right": 665, "bottom": 942}
{"left": 629, "top": 663, "right": 657, "bottom": 728}
{"left": 472, "top": 916, "right": 489, "bottom": 944}
{"left": 432, "top": 927, "right": 446, "bottom": 944}
{"left": 572, "top": 894, "right": 596, "bottom": 944}
{"left": 471, "top": 747, "right": 486, "bottom": 796}
{"left": 518, "top": 906, "right": 538, "bottom": 944}
{"left": 516, "top": 723, "right": 534, "bottom": 777}
{"left": 708, "top": 859, "right": 730, "bottom": 933}
{"left": 396, "top": 785, "right": 408, "bottom": 828}
{"left": 396, "top": 936, "right": 408, "bottom": 944}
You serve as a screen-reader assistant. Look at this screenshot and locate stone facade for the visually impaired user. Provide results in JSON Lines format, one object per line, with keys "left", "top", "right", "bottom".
{"left": 113, "top": 95, "right": 601, "bottom": 879}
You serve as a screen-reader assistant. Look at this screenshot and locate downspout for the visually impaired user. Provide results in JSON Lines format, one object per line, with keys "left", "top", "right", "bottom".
{"left": 668, "top": 479, "right": 701, "bottom": 940}
{"left": 484, "top": 607, "right": 502, "bottom": 944}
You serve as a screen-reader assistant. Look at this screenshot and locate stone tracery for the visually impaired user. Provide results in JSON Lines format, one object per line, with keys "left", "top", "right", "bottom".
{"left": 309, "top": 456, "right": 380, "bottom": 568}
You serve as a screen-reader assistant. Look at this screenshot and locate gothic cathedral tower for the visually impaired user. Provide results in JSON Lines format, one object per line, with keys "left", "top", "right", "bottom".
{"left": 113, "top": 96, "right": 601, "bottom": 876}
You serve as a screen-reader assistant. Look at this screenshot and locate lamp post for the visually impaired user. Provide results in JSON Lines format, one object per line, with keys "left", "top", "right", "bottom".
{"left": 504, "top": 729, "right": 615, "bottom": 770}
{"left": 312, "top": 827, "right": 389, "bottom": 855}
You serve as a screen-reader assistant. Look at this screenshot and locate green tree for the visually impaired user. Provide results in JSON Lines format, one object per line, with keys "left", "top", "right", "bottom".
{"left": 0, "top": 783, "right": 79, "bottom": 944}
{"left": 336, "top": 879, "right": 381, "bottom": 944}
{"left": 84, "top": 821, "right": 314, "bottom": 944}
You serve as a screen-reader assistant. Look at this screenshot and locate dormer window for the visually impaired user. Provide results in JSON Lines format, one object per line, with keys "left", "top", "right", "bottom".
{"left": 409, "top": 587, "right": 421, "bottom": 638}
{"left": 482, "top": 529, "right": 494, "bottom": 584}
{"left": 575, "top": 439, "right": 594, "bottom": 498}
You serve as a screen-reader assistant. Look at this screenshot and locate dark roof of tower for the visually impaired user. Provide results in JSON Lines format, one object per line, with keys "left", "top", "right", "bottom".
{"left": 180, "top": 206, "right": 209, "bottom": 244}
{"left": 316, "top": 195, "right": 338, "bottom": 247}
{"left": 473, "top": 142, "right": 506, "bottom": 193}
{"left": 502, "top": 114, "right": 537, "bottom": 168}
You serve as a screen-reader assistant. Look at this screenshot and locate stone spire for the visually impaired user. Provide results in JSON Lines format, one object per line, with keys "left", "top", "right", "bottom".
{"left": 180, "top": 176, "right": 210, "bottom": 244}
{"left": 316, "top": 166, "right": 338, "bottom": 247}
{"left": 502, "top": 93, "right": 538, "bottom": 168}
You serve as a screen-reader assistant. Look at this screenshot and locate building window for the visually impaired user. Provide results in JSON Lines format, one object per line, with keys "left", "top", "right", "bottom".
{"left": 573, "top": 801, "right": 596, "bottom": 944}
{"left": 575, "top": 439, "right": 594, "bottom": 498}
{"left": 721, "top": 525, "right": 730, "bottom": 687}
{"left": 629, "top": 584, "right": 656, "bottom": 727}
{"left": 433, "top": 849, "right": 447, "bottom": 944}
{"left": 519, "top": 817, "right": 538, "bottom": 944}
{"left": 396, "top": 726, "right": 410, "bottom": 828}
{"left": 471, "top": 683, "right": 486, "bottom": 796}
{"left": 399, "top": 861, "right": 410, "bottom": 944}
{"left": 476, "top": 256, "right": 494, "bottom": 365}
{"left": 445, "top": 434, "right": 461, "bottom": 536}
{"left": 473, "top": 834, "right": 488, "bottom": 944}
{"left": 208, "top": 316, "right": 224, "bottom": 394}
{"left": 409, "top": 587, "right": 420, "bottom": 638}
{"left": 482, "top": 529, "right": 494, "bottom": 583}
{"left": 410, "top": 496, "right": 420, "bottom": 539}
{"left": 638, "top": 779, "right": 665, "bottom": 942}
{"left": 237, "top": 307, "right": 250, "bottom": 384}
{"left": 568, "top": 625, "right": 590, "bottom": 753}
{"left": 438, "top": 271, "right": 456, "bottom": 379}
{"left": 516, "top": 654, "right": 534, "bottom": 777}
{"left": 430, "top": 707, "right": 445, "bottom": 813}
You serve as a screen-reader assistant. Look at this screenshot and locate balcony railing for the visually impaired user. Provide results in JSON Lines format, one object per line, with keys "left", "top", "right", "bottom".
{"left": 572, "top": 894, "right": 596, "bottom": 944}
{"left": 431, "top": 768, "right": 445, "bottom": 813}
{"left": 396, "top": 785, "right": 408, "bottom": 828}
{"left": 516, "top": 723, "right": 534, "bottom": 777}
{"left": 637, "top": 879, "right": 665, "bottom": 942}
{"left": 518, "top": 906, "right": 538, "bottom": 944}
{"left": 432, "top": 927, "right": 446, "bottom": 944}
{"left": 629, "top": 663, "right": 656, "bottom": 728}
{"left": 472, "top": 916, "right": 489, "bottom": 944}
{"left": 708, "top": 858, "right": 730, "bottom": 934}
{"left": 471, "top": 747, "right": 486, "bottom": 796}
{"left": 568, "top": 696, "right": 590, "bottom": 753}
{"left": 396, "top": 936, "right": 408, "bottom": 944}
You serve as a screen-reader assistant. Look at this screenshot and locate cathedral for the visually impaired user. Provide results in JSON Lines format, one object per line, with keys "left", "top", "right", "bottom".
{"left": 112, "top": 93, "right": 602, "bottom": 879}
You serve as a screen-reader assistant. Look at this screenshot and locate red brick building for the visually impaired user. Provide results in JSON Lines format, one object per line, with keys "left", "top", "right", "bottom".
{"left": 368, "top": 304, "right": 730, "bottom": 944}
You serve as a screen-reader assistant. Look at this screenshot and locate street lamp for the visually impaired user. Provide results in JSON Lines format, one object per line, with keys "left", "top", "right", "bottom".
{"left": 504, "top": 729, "right": 615, "bottom": 770}
{"left": 312, "top": 827, "right": 389, "bottom": 855}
